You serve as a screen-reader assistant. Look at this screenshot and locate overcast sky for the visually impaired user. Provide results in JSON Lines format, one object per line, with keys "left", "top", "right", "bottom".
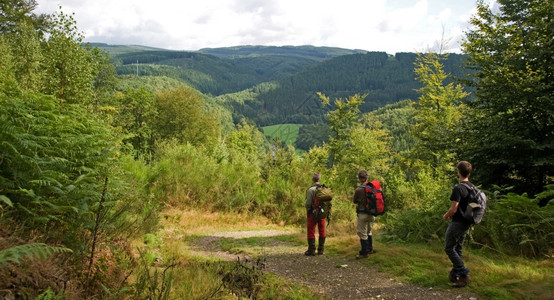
{"left": 34, "top": 0, "right": 495, "bottom": 54}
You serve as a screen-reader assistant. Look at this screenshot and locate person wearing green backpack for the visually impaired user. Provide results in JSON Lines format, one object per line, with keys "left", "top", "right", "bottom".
{"left": 304, "top": 172, "right": 327, "bottom": 256}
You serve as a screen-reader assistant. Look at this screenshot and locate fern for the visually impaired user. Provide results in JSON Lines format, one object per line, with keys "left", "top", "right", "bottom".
{"left": 0, "top": 243, "right": 73, "bottom": 268}
{"left": 0, "top": 194, "right": 13, "bottom": 208}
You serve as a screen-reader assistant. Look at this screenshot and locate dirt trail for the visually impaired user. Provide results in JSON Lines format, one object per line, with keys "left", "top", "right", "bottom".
{"left": 188, "top": 230, "right": 479, "bottom": 300}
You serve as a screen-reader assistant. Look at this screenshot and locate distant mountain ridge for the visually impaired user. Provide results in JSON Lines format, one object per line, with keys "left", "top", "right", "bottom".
{"left": 197, "top": 45, "right": 368, "bottom": 59}
{"left": 93, "top": 43, "right": 467, "bottom": 125}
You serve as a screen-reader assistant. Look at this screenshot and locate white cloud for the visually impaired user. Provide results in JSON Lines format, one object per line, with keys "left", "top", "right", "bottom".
{"left": 35, "top": 0, "right": 477, "bottom": 54}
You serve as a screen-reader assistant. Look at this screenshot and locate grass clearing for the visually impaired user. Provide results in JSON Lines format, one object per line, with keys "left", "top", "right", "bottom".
{"left": 262, "top": 123, "right": 301, "bottom": 146}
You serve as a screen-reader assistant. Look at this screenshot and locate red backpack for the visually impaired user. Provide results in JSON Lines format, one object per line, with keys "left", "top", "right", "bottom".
{"left": 362, "top": 181, "right": 385, "bottom": 216}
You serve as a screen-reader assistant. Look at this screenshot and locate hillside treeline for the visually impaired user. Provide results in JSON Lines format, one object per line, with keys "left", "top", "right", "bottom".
{"left": 224, "top": 52, "right": 468, "bottom": 126}
{"left": 107, "top": 45, "right": 367, "bottom": 97}
{"left": 1, "top": 0, "right": 552, "bottom": 299}
{"left": 106, "top": 43, "right": 467, "bottom": 126}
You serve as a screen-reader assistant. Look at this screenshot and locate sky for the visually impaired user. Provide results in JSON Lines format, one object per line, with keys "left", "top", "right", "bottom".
{"left": 34, "top": 0, "right": 494, "bottom": 54}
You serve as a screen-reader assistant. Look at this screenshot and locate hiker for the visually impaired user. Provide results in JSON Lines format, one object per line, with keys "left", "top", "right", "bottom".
{"left": 305, "top": 172, "right": 326, "bottom": 256}
{"left": 442, "top": 161, "right": 473, "bottom": 288}
{"left": 353, "top": 169, "right": 376, "bottom": 259}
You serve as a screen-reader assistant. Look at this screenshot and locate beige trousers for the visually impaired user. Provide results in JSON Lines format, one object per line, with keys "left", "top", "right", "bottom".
{"left": 356, "top": 213, "right": 376, "bottom": 240}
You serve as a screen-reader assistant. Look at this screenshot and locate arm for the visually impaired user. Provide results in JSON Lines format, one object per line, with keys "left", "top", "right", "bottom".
{"left": 442, "top": 201, "right": 459, "bottom": 220}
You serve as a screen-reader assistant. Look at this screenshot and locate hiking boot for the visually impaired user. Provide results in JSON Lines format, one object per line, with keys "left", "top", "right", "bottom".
{"left": 452, "top": 274, "right": 471, "bottom": 288}
{"left": 448, "top": 272, "right": 458, "bottom": 283}
{"left": 317, "top": 237, "right": 326, "bottom": 255}
{"left": 359, "top": 239, "right": 368, "bottom": 254}
{"left": 355, "top": 253, "right": 368, "bottom": 259}
{"left": 305, "top": 238, "right": 316, "bottom": 256}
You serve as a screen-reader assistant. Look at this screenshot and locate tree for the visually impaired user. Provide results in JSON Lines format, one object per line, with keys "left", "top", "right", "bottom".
{"left": 0, "top": 0, "right": 50, "bottom": 35}
{"left": 41, "top": 10, "right": 94, "bottom": 104}
{"left": 317, "top": 92, "right": 391, "bottom": 189}
{"left": 225, "top": 121, "right": 266, "bottom": 169}
{"left": 318, "top": 92, "right": 366, "bottom": 167}
{"left": 154, "top": 87, "right": 221, "bottom": 148}
{"left": 295, "top": 123, "right": 330, "bottom": 151}
{"left": 336, "top": 122, "right": 391, "bottom": 185}
{"left": 461, "top": 0, "right": 554, "bottom": 194}
{"left": 8, "top": 21, "right": 43, "bottom": 92}
{"left": 0, "top": 36, "right": 19, "bottom": 96}
{"left": 115, "top": 87, "right": 157, "bottom": 156}
{"left": 367, "top": 100, "right": 417, "bottom": 155}
{"left": 412, "top": 52, "right": 468, "bottom": 174}
{"left": 88, "top": 45, "right": 118, "bottom": 108}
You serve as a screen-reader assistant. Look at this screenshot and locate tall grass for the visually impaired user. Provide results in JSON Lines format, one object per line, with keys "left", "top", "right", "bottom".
{"left": 150, "top": 140, "right": 334, "bottom": 226}
{"left": 152, "top": 142, "right": 262, "bottom": 212}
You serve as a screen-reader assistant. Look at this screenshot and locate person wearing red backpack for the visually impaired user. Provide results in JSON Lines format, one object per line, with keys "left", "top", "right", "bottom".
{"left": 353, "top": 169, "right": 376, "bottom": 259}
{"left": 442, "top": 161, "right": 474, "bottom": 288}
{"left": 304, "top": 172, "right": 326, "bottom": 256}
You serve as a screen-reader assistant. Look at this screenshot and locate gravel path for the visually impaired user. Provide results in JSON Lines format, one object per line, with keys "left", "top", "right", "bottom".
{"left": 188, "top": 230, "right": 480, "bottom": 299}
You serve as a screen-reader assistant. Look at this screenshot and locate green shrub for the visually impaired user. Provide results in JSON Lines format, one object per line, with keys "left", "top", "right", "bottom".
{"left": 380, "top": 164, "right": 452, "bottom": 242}
{"left": 477, "top": 185, "right": 554, "bottom": 257}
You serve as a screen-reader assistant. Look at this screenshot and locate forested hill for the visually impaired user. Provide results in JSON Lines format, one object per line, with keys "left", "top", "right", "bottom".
{"left": 218, "top": 52, "right": 468, "bottom": 125}
{"left": 94, "top": 44, "right": 366, "bottom": 95}
{"left": 95, "top": 44, "right": 467, "bottom": 125}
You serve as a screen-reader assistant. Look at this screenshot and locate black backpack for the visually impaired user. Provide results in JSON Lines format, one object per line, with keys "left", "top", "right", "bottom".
{"left": 459, "top": 182, "right": 487, "bottom": 224}
{"left": 312, "top": 184, "right": 333, "bottom": 222}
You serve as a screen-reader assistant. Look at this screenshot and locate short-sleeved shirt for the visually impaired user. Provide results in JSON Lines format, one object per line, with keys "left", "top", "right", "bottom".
{"left": 450, "top": 181, "right": 472, "bottom": 224}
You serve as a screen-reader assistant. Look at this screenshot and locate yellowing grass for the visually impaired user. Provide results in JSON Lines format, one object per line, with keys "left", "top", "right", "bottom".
{"left": 161, "top": 207, "right": 284, "bottom": 234}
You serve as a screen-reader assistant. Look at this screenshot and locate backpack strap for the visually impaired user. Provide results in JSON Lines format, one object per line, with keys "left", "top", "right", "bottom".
{"left": 361, "top": 182, "right": 377, "bottom": 193}
{"left": 460, "top": 181, "right": 474, "bottom": 190}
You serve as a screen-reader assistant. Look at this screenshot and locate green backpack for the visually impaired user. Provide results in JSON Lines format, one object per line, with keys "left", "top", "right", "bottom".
{"left": 313, "top": 184, "right": 333, "bottom": 222}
